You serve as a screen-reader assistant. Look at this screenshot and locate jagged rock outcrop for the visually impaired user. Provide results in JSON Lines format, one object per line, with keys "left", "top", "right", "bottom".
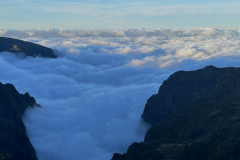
{"left": 0, "top": 82, "right": 39, "bottom": 160}
{"left": 0, "top": 37, "right": 57, "bottom": 58}
{"left": 112, "top": 66, "right": 240, "bottom": 160}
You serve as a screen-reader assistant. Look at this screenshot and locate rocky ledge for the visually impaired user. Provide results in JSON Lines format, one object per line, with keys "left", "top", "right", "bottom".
{"left": 0, "top": 37, "right": 57, "bottom": 58}
{"left": 0, "top": 82, "right": 40, "bottom": 160}
{"left": 112, "top": 66, "right": 240, "bottom": 160}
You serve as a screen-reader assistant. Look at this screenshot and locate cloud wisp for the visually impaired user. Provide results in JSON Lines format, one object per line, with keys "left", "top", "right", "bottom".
{"left": 2, "top": 1, "right": 240, "bottom": 29}
{"left": 2, "top": 1, "right": 240, "bottom": 18}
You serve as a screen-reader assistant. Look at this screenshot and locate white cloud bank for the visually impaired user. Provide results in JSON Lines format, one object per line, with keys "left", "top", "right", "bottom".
{"left": 1, "top": 28, "right": 240, "bottom": 160}
{"left": 2, "top": 27, "right": 240, "bottom": 38}
{"left": 0, "top": 52, "right": 161, "bottom": 160}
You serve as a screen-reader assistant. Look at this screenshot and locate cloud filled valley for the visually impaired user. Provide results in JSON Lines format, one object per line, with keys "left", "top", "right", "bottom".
{"left": 2, "top": 28, "right": 240, "bottom": 160}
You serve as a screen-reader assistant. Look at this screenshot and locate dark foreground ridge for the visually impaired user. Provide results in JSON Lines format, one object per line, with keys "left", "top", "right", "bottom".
{"left": 112, "top": 65, "right": 240, "bottom": 160}
{"left": 0, "top": 82, "right": 40, "bottom": 160}
{"left": 0, "top": 37, "right": 57, "bottom": 58}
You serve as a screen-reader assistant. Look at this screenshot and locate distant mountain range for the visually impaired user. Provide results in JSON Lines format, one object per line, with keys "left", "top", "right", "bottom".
{"left": 112, "top": 66, "right": 240, "bottom": 160}
{"left": 0, "top": 37, "right": 57, "bottom": 58}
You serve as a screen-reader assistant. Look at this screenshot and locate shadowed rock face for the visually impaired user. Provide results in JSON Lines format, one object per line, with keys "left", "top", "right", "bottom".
{"left": 0, "top": 82, "right": 39, "bottom": 160}
{"left": 112, "top": 66, "right": 240, "bottom": 160}
{"left": 0, "top": 37, "right": 57, "bottom": 58}
{"left": 142, "top": 65, "right": 232, "bottom": 126}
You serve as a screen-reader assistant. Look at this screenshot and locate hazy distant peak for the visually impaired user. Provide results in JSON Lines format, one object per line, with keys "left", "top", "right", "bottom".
{"left": 0, "top": 37, "right": 57, "bottom": 58}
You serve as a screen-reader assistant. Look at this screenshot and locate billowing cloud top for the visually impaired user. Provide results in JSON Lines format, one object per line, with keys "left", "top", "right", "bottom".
{"left": 4, "top": 28, "right": 240, "bottom": 68}
{"left": 2, "top": 28, "right": 240, "bottom": 38}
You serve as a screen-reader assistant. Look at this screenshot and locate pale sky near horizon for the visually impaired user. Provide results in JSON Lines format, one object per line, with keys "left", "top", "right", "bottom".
{"left": 0, "top": 0, "right": 240, "bottom": 29}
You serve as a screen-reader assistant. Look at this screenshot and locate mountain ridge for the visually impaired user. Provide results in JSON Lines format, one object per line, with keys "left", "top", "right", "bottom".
{"left": 0, "top": 37, "right": 57, "bottom": 58}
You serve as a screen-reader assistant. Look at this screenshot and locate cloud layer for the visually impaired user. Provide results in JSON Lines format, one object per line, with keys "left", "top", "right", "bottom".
{"left": 1, "top": 28, "right": 240, "bottom": 160}
{"left": 2, "top": 28, "right": 240, "bottom": 38}
{"left": 0, "top": 52, "right": 161, "bottom": 160}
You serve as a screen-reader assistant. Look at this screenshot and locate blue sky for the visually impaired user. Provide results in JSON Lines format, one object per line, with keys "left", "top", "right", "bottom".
{"left": 1, "top": 0, "right": 240, "bottom": 29}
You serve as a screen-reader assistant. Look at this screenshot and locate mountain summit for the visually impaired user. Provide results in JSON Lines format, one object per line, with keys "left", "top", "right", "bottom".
{"left": 0, "top": 37, "right": 57, "bottom": 58}
{"left": 112, "top": 66, "right": 240, "bottom": 160}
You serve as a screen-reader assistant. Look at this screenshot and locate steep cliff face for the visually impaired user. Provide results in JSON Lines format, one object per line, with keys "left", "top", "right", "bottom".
{"left": 142, "top": 65, "right": 233, "bottom": 125}
{"left": 112, "top": 66, "right": 240, "bottom": 160}
{"left": 0, "top": 82, "right": 39, "bottom": 160}
{"left": 0, "top": 37, "right": 57, "bottom": 58}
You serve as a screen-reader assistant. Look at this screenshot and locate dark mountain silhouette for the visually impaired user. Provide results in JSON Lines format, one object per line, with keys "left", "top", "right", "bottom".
{"left": 112, "top": 66, "right": 240, "bottom": 160}
{"left": 0, "top": 37, "right": 57, "bottom": 58}
{"left": 0, "top": 82, "right": 40, "bottom": 160}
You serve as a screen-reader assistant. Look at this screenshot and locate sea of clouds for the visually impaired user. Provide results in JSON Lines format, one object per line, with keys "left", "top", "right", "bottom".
{"left": 1, "top": 28, "right": 240, "bottom": 160}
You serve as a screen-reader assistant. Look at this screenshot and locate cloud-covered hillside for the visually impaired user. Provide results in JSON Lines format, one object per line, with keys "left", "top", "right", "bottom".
{"left": 1, "top": 28, "right": 240, "bottom": 160}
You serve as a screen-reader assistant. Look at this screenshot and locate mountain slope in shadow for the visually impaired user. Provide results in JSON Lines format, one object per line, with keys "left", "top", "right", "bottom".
{"left": 0, "top": 82, "right": 40, "bottom": 160}
{"left": 112, "top": 66, "right": 240, "bottom": 160}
